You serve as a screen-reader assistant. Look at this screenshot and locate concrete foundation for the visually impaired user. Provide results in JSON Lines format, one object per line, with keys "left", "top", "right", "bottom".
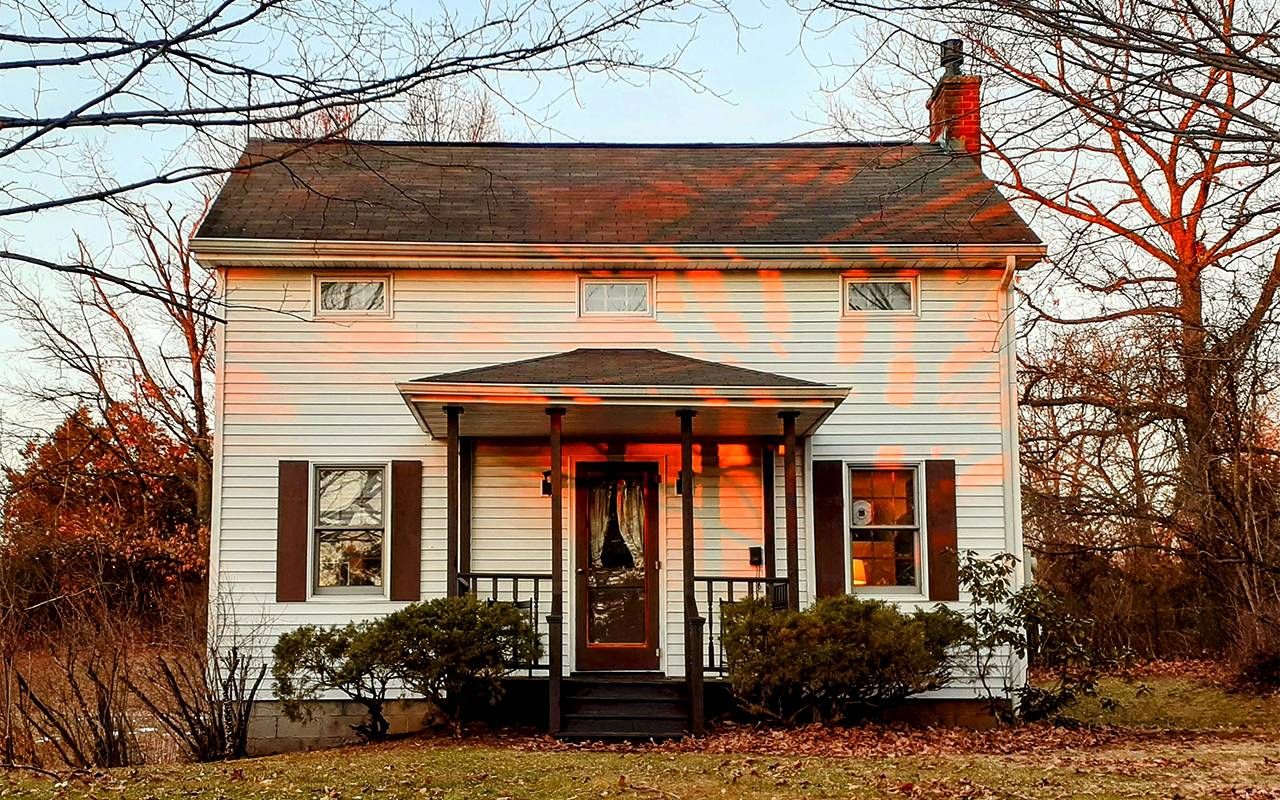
{"left": 246, "top": 699, "right": 437, "bottom": 755}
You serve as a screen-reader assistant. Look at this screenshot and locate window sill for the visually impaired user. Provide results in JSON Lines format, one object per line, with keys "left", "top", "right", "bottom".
{"left": 307, "top": 591, "right": 389, "bottom": 602}
{"left": 848, "top": 589, "right": 931, "bottom": 603}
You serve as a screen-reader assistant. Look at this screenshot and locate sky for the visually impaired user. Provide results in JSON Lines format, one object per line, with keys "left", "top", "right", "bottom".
{"left": 0, "top": 0, "right": 911, "bottom": 441}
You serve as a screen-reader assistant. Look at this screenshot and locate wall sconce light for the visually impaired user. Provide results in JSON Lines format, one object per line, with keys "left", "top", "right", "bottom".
{"left": 541, "top": 470, "right": 552, "bottom": 496}
{"left": 675, "top": 469, "right": 687, "bottom": 495}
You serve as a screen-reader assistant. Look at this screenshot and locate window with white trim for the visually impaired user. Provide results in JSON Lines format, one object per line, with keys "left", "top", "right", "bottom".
{"left": 315, "top": 276, "right": 390, "bottom": 316}
{"left": 580, "top": 278, "right": 653, "bottom": 316}
{"left": 314, "top": 466, "right": 386, "bottom": 592}
{"left": 849, "top": 466, "right": 921, "bottom": 590}
{"left": 842, "top": 276, "right": 916, "bottom": 314}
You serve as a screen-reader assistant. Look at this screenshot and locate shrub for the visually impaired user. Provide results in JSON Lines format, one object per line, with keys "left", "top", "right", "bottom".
{"left": 126, "top": 594, "right": 268, "bottom": 761}
{"left": 1236, "top": 638, "right": 1280, "bottom": 691}
{"left": 957, "top": 551, "right": 1119, "bottom": 722}
{"left": 272, "top": 621, "right": 399, "bottom": 741}
{"left": 381, "top": 596, "right": 541, "bottom": 734}
{"left": 721, "top": 595, "right": 970, "bottom": 723}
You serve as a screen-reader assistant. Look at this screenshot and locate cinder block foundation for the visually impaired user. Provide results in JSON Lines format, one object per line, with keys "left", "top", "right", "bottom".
{"left": 246, "top": 699, "right": 437, "bottom": 755}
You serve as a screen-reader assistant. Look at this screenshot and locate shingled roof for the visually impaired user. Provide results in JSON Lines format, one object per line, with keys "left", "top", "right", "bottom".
{"left": 197, "top": 139, "right": 1039, "bottom": 246}
{"left": 412, "top": 349, "right": 824, "bottom": 388}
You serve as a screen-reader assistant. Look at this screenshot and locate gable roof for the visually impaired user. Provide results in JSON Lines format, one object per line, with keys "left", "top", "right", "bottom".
{"left": 412, "top": 348, "right": 824, "bottom": 388}
{"left": 197, "top": 139, "right": 1039, "bottom": 248}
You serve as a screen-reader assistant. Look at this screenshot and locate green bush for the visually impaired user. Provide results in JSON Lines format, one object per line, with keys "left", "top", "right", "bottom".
{"left": 272, "top": 621, "right": 399, "bottom": 740}
{"left": 957, "top": 551, "right": 1119, "bottom": 722}
{"left": 381, "top": 595, "right": 542, "bottom": 734}
{"left": 272, "top": 596, "right": 540, "bottom": 739}
{"left": 721, "top": 595, "right": 971, "bottom": 723}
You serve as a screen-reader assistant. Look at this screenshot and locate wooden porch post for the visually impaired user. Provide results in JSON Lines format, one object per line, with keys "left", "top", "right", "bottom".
{"left": 762, "top": 443, "right": 776, "bottom": 579}
{"left": 459, "top": 438, "right": 473, "bottom": 580}
{"left": 780, "top": 412, "right": 800, "bottom": 611}
{"left": 445, "top": 406, "right": 463, "bottom": 597}
{"left": 677, "top": 410, "right": 705, "bottom": 735}
{"left": 547, "top": 408, "right": 565, "bottom": 735}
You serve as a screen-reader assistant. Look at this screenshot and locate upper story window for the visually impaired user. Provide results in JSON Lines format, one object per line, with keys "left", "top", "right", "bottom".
{"left": 314, "top": 466, "right": 386, "bottom": 593}
{"left": 579, "top": 277, "right": 653, "bottom": 317}
{"left": 315, "top": 276, "right": 391, "bottom": 317}
{"left": 849, "top": 466, "right": 921, "bottom": 592}
{"left": 842, "top": 276, "right": 916, "bottom": 315}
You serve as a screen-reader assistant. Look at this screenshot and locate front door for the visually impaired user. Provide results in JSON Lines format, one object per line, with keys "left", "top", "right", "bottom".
{"left": 575, "top": 462, "right": 661, "bottom": 671}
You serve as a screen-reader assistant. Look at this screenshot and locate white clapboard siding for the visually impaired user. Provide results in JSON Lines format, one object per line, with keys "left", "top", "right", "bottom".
{"left": 213, "top": 267, "right": 1016, "bottom": 690}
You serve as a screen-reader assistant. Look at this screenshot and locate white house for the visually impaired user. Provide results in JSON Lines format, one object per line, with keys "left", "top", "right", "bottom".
{"left": 192, "top": 48, "right": 1042, "bottom": 742}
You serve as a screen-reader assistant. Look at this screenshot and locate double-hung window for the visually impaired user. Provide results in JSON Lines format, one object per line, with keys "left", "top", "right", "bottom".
{"left": 314, "top": 466, "right": 386, "bottom": 593}
{"left": 848, "top": 466, "right": 922, "bottom": 591}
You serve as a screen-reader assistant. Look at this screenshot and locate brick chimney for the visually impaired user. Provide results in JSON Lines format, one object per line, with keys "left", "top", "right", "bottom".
{"left": 926, "top": 39, "right": 981, "bottom": 156}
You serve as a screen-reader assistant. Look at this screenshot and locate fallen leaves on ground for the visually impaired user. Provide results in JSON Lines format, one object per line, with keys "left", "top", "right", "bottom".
{"left": 386, "top": 720, "right": 1266, "bottom": 760}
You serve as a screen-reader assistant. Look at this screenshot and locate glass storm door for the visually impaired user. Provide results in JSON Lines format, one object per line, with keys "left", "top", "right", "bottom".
{"left": 575, "top": 463, "right": 660, "bottom": 671}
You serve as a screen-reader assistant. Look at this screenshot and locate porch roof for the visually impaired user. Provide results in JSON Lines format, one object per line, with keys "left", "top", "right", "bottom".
{"left": 397, "top": 348, "right": 848, "bottom": 439}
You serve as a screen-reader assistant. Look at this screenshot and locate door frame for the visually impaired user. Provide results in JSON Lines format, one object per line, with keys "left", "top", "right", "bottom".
{"left": 572, "top": 459, "right": 663, "bottom": 671}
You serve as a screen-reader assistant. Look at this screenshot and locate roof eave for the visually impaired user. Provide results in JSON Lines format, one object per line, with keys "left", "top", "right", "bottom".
{"left": 191, "top": 238, "right": 1047, "bottom": 268}
{"left": 396, "top": 382, "right": 849, "bottom": 438}
{"left": 396, "top": 382, "right": 851, "bottom": 402}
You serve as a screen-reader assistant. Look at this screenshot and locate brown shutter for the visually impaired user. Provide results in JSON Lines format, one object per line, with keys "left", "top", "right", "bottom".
{"left": 925, "top": 459, "right": 959, "bottom": 601}
{"left": 390, "top": 459, "right": 423, "bottom": 602}
{"left": 276, "top": 460, "right": 309, "bottom": 602}
{"left": 812, "top": 459, "right": 846, "bottom": 598}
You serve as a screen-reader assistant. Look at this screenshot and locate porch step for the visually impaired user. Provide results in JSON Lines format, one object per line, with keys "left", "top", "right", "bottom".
{"left": 559, "top": 677, "right": 689, "bottom": 740}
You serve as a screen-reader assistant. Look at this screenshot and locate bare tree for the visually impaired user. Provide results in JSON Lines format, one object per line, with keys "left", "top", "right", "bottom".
{"left": 810, "top": 0, "right": 1280, "bottom": 661}
{"left": 400, "top": 81, "right": 504, "bottom": 142}
{"left": 1, "top": 194, "right": 216, "bottom": 521}
{"left": 2, "top": 0, "right": 719, "bottom": 300}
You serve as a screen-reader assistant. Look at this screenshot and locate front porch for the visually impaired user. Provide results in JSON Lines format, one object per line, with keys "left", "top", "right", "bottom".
{"left": 398, "top": 349, "right": 849, "bottom": 737}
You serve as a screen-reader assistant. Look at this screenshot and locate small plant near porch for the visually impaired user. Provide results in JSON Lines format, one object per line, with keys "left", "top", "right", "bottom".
{"left": 272, "top": 596, "right": 541, "bottom": 739}
{"left": 382, "top": 595, "right": 542, "bottom": 735}
{"left": 721, "top": 595, "right": 971, "bottom": 724}
{"left": 273, "top": 621, "right": 400, "bottom": 741}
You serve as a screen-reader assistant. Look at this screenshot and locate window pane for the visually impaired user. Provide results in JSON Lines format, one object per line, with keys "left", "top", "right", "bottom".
{"left": 851, "top": 529, "right": 918, "bottom": 588}
{"left": 317, "top": 468, "right": 383, "bottom": 527}
{"left": 317, "top": 530, "right": 383, "bottom": 587}
{"left": 320, "top": 280, "right": 385, "bottom": 311}
{"left": 584, "top": 283, "right": 606, "bottom": 312}
{"left": 850, "top": 468, "right": 915, "bottom": 526}
{"left": 848, "top": 281, "right": 912, "bottom": 311}
{"left": 625, "top": 283, "right": 649, "bottom": 312}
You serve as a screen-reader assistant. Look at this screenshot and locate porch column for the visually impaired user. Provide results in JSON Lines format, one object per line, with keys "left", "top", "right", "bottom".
{"left": 459, "top": 439, "right": 474, "bottom": 578}
{"left": 780, "top": 412, "right": 800, "bottom": 611}
{"left": 677, "top": 409, "right": 705, "bottom": 735}
{"left": 445, "top": 405, "right": 463, "bottom": 597}
{"left": 762, "top": 443, "right": 776, "bottom": 579}
{"left": 547, "top": 407, "right": 565, "bottom": 735}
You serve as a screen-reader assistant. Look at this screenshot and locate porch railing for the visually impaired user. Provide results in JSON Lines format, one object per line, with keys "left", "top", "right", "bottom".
{"left": 458, "top": 571, "right": 554, "bottom": 675}
{"left": 693, "top": 575, "right": 790, "bottom": 674}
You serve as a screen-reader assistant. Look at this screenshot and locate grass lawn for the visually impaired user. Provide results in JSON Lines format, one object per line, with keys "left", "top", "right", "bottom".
{"left": 3, "top": 676, "right": 1278, "bottom": 800}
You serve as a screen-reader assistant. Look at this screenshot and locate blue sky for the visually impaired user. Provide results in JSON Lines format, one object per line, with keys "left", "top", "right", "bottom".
{"left": 0, "top": 0, "right": 904, "bottom": 436}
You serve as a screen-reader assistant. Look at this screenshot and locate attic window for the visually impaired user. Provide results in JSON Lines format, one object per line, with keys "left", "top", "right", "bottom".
{"left": 315, "top": 276, "right": 391, "bottom": 317}
{"left": 579, "top": 278, "right": 653, "bottom": 317}
{"left": 842, "top": 276, "right": 916, "bottom": 315}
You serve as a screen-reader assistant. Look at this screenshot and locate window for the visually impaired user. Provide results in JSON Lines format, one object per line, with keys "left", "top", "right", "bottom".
{"left": 314, "top": 466, "right": 385, "bottom": 592}
{"left": 849, "top": 467, "right": 921, "bottom": 591}
{"left": 315, "top": 276, "right": 390, "bottom": 316}
{"left": 580, "top": 278, "right": 653, "bottom": 316}
{"left": 843, "top": 277, "right": 916, "bottom": 315}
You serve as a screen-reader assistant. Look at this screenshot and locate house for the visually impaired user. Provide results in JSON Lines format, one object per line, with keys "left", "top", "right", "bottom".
{"left": 191, "top": 45, "right": 1042, "bottom": 747}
